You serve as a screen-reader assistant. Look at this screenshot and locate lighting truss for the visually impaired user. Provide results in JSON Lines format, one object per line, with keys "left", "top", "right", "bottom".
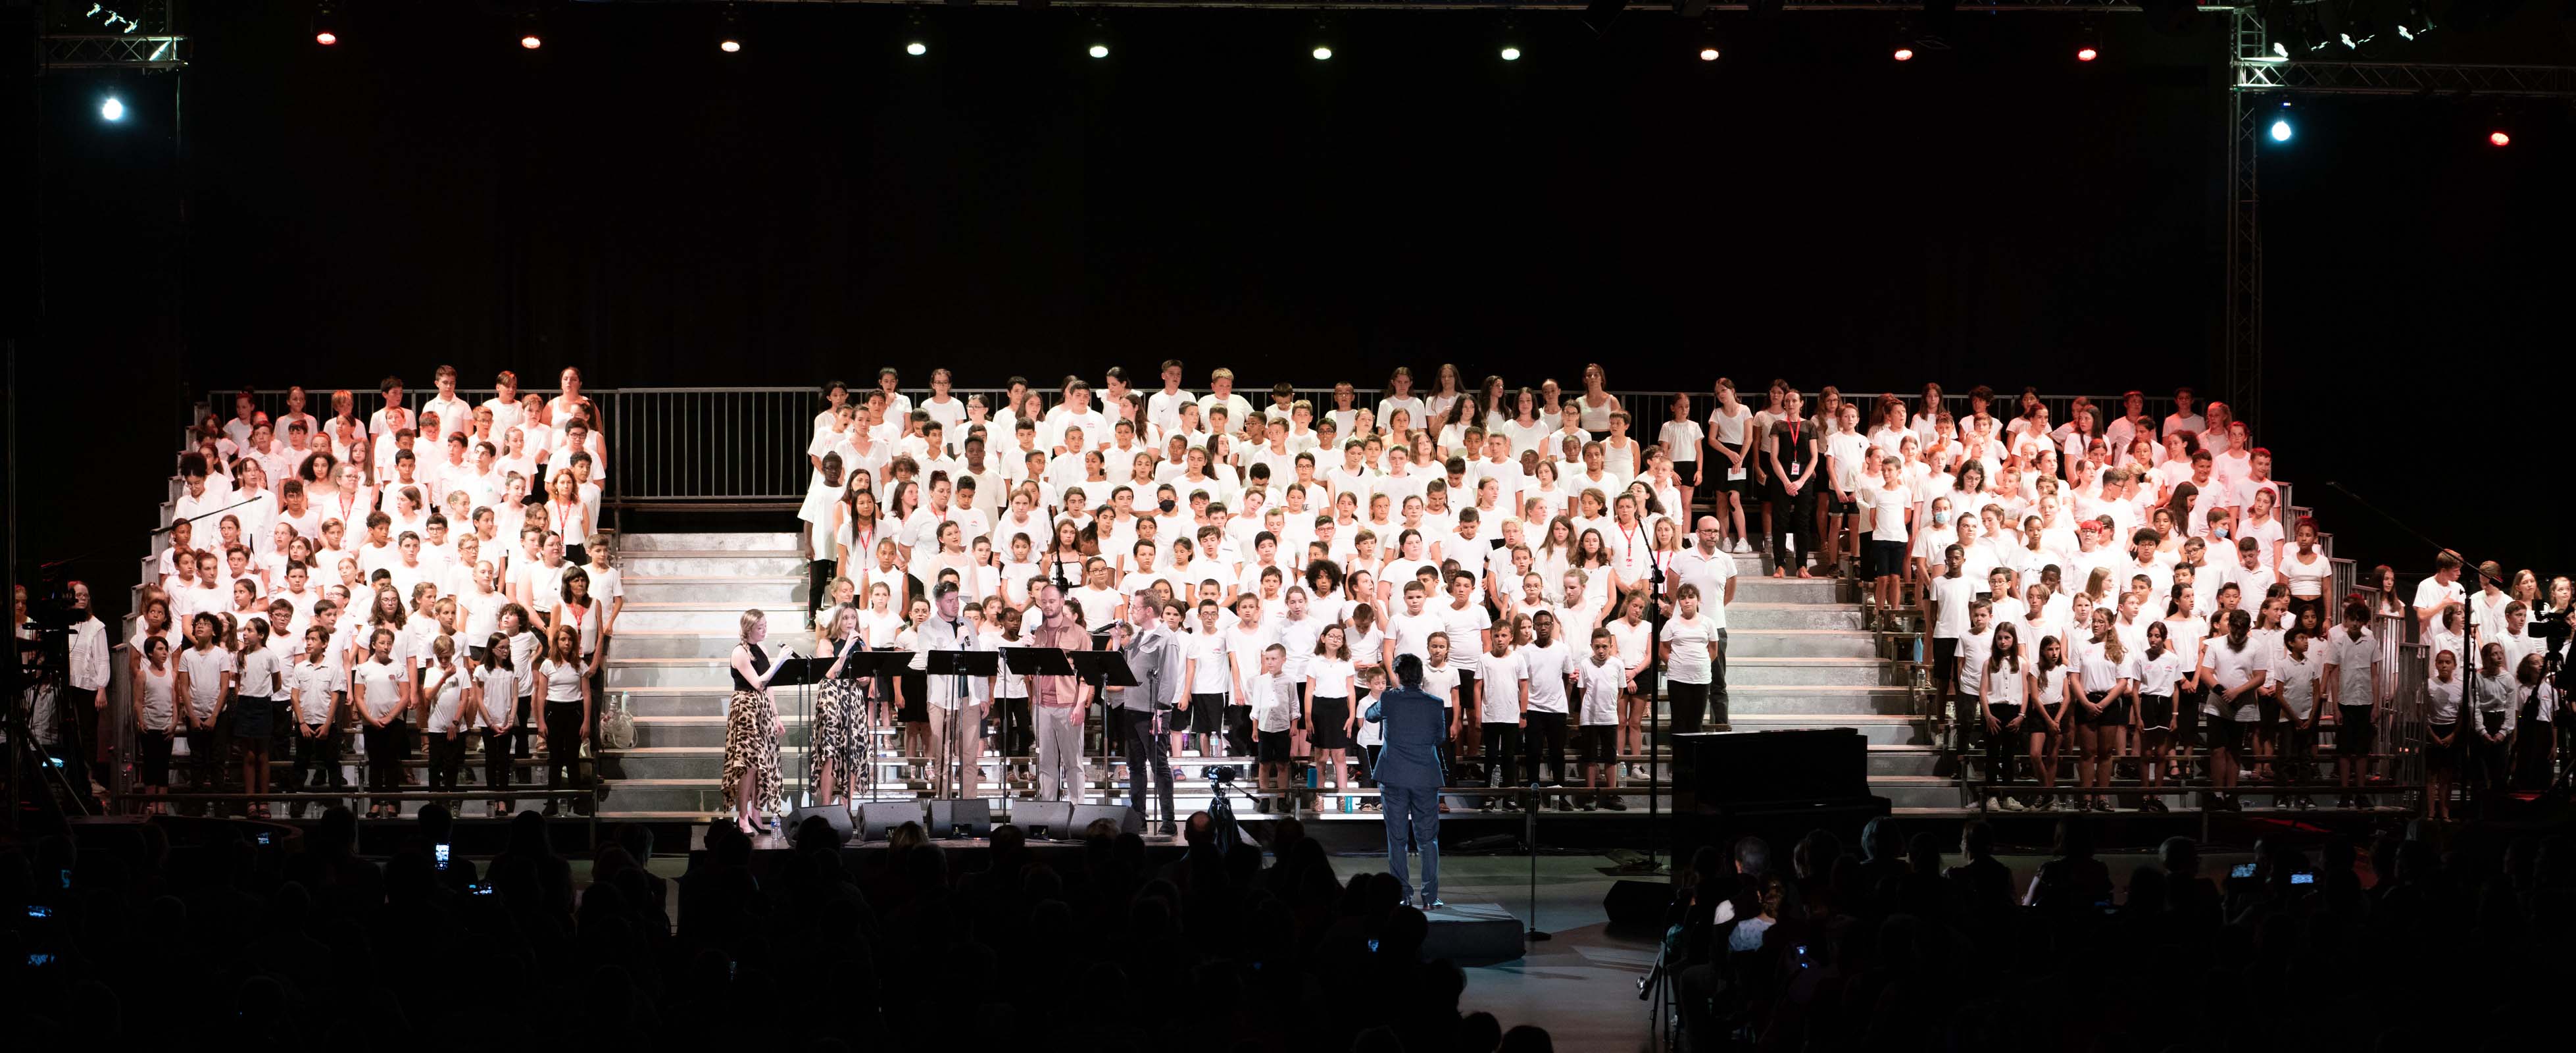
{"left": 40, "top": 34, "right": 189, "bottom": 70}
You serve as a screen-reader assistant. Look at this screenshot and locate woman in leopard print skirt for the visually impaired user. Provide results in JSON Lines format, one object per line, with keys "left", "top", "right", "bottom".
{"left": 725, "top": 609, "right": 789, "bottom": 836}
{"left": 813, "top": 603, "right": 868, "bottom": 806}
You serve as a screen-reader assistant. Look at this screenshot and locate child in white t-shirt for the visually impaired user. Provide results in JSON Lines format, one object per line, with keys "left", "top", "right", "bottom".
{"left": 1248, "top": 644, "right": 1297, "bottom": 803}
{"left": 1577, "top": 628, "right": 1629, "bottom": 811}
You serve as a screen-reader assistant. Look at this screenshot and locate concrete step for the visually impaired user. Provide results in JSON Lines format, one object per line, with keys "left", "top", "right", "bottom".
{"left": 622, "top": 575, "right": 806, "bottom": 605}
{"left": 633, "top": 715, "right": 810, "bottom": 750}
{"left": 1722, "top": 603, "right": 1866, "bottom": 631}
{"left": 1720, "top": 657, "right": 1902, "bottom": 687}
{"left": 622, "top": 532, "right": 801, "bottom": 552}
{"left": 1723, "top": 630, "right": 1880, "bottom": 659}
{"left": 1870, "top": 776, "right": 1967, "bottom": 809}
{"left": 1723, "top": 714, "right": 1934, "bottom": 746}
{"left": 1723, "top": 685, "right": 1917, "bottom": 716}
{"left": 616, "top": 602, "right": 805, "bottom": 631}
{"left": 614, "top": 631, "right": 754, "bottom": 659}
{"left": 1726, "top": 578, "right": 1858, "bottom": 604}
{"left": 606, "top": 658, "right": 733, "bottom": 689}
{"left": 1866, "top": 746, "right": 1950, "bottom": 779}
{"left": 622, "top": 553, "right": 810, "bottom": 577}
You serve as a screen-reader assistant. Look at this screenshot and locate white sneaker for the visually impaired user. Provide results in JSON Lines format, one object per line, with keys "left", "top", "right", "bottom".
{"left": 1999, "top": 796, "right": 2027, "bottom": 812}
{"left": 1731, "top": 540, "right": 1752, "bottom": 555}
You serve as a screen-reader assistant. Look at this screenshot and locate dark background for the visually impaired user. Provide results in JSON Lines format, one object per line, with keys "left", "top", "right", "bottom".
{"left": 9, "top": 1, "right": 2573, "bottom": 624}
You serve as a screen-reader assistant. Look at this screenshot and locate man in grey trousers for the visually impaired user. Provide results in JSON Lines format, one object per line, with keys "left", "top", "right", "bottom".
{"left": 1109, "top": 590, "right": 1187, "bottom": 836}
{"left": 1370, "top": 654, "right": 1450, "bottom": 910}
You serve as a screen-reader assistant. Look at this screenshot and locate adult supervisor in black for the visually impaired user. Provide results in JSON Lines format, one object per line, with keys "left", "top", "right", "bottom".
{"left": 1372, "top": 654, "right": 1451, "bottom": 910}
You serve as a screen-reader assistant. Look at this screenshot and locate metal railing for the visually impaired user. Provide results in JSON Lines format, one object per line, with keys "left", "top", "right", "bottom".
{"left": 199, "top": 386, "right": 2175, "bottom": 505}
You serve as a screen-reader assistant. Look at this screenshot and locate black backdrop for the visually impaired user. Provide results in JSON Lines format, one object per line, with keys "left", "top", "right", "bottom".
{"left": 12, "top": 2, "right": 2573, "bottom": 620}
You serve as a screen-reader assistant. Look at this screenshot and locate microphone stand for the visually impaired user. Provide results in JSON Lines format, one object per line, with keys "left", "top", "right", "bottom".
{"left": 1646, "top": 554, "right": 1666, "bottom": 869}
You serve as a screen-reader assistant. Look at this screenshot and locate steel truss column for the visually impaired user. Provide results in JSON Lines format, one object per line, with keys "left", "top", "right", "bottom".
{"left": 2223, "top": 6, "right": 2267, "bottom": 434}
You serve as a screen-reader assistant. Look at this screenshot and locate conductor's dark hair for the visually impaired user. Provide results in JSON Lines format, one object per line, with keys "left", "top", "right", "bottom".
{"left": 1394, "top": 653, "right": 1424, "bottom": 688}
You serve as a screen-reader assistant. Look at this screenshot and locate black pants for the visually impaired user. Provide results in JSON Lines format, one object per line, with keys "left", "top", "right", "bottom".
{"left": 1768, "top": 482, "right": 1818, "bottom": 572}
{"left": 1523, "top": 711, "right": 1570, "bottom": 786}
{"left": 1452, "top": 671, "right": 1478, "bottom": 775}
{"left": 1222, "top": 704, "right": 1255, "bottom": 760}
{"left": 1112, "top": 707, "right": 1174, "bottom": 826}
{"left": 1482, "top": 721, "right": 1522, "bottom": 788}
{"left": 482, "top": 728, "right": 515, "bottom": 811}
{"left": 56, "top": 686, "right": 97, "bottom": 798}
{"left": 362, "top": 719, "right": 410, "bottom": 800}
{"left": 808, "top": 557, "right": 836, "bottom": 622}
{"left": 1983, "top": 704, "right": 2020, "bottom": 786}
{"left": 543, "top": 701, "right": 585, "bottom": 809}
{"left": 185, "top": 713, "right": 232, "bottom": 813}
{"left": 512, "top": 695, "right": 535, "bottom": 758}
{"left": 1932, "top": 638, "right": 1960, "bottom": 721}
{"left": 290, "top": 724, "right": 344, "bottom": 815}
{"left": 1670, "top": 681, "right": 1710, "bottom": 735}
{"left": 427, "top": 729, "right": 468, "bottom": 794}
{"left": 997, "top": 696, "right": 1033, "bottom": 759}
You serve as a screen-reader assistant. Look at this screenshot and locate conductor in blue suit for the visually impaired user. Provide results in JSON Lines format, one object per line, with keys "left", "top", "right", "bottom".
{"left": 1370, "top": 654, "right": 1450, "bottom": 910}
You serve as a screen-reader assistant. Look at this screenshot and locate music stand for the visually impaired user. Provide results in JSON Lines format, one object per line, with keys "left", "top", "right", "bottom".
{"left": 926, "top": 650, "right": 1000, "bottom": 798}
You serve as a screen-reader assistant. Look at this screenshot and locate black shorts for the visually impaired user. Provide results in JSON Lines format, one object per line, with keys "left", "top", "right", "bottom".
{"left": 136, "top": 729, "right": 175, "bottom": 785}
{"left": 2256, "top": 693, "right": 2283, "bottom": 729}
{"left": 2205, "top": 714, "right": 2246, "bottom": 754}
{"left": 1827, "top": 494, "right": 1859, "bottom": 515}
{"left": 1309, "top": 697, "right": 1352, "bottom": 750}
{"left": 1672, "top": 460, "right": 1698, "bottom": 488}
{"left": 2087, "top": 691, "right": 2128, "bottom": 727}
{"left": 1868, "top": 540, "right": 1907, "bottom": 578}
{"left": 1714, "top": 444, "right": 1748, "bottom": 493}
{"left": 1258, "top": 729, "right": 1292, "bottom": 764}
{"left": 1581, "top": 725, "right": 1618, "bottom": 765}
{"left": 1189, "top": 692, "right": 1226, "bottom": 734}
{"left": 2139, "top": 694, "right": 2175, "bottom": 732}
{"left": 2335, "top": 705, "right": 2375, "bottom": 755}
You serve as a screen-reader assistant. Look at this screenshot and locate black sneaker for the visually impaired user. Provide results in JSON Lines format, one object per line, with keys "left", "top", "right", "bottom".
{"left": 1602, "top": 796, "right": 1628, "bottom": 811}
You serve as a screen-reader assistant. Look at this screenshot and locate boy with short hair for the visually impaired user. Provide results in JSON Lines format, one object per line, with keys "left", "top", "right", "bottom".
{"left": 1576, "top": 628, "right": 1628, "bottom": 811}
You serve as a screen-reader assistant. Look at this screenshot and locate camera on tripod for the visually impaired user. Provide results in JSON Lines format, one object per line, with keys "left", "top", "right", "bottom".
{"left": 1206, "top": 765, "right": 1240, "bottom": 784}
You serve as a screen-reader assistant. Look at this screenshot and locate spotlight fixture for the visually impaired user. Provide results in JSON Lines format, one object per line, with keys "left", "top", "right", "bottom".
{"left": 1894, "top": 45, "right": 1915, "bottom": 61}
{"left": 1083, "top": 13, "right": 1111, "bottom": 59}
{"left": 2394, "top": 0, "right": 2435, "bottom": 39}
{"left": 1698, "top": 46, "right": 1720, "bottom": 61}
{"left": 1310, "top": 14, "right": 1333, "bottom": 61}
{"left": 1693, "top": 14, "right": 1720, "bottom": 62}
{"left": 1312, "top": 45, "right": 1332, "bottom": 60}
{"left": 718, "top": 3, "right": 743, "bottom": 53}
{"left": 2295, "top": 5, "right": 2334, "bottom": 52}
{"left": 1497, "top": 16, "right": 1523, "bottom": 61}
{"left": 907, "top": 40, "right": 928, "bottom": 55}
{"left": 101, "top": 95, "right": 125, "bottom": 122}
{"left": 2077, "top": 45, "right": 2098, "bottom": 61}
{"left": 520, "top": 34, "right": 542, "bottom": 49}
{"left": 2075, "top": 20, "right": 2100, "bottom": 61}
{"left": 1089, "top": 43, "right": 1108, "bottom": 58}
{"left": 2489, "top": 130, "right": 2511, "bottom": 147}
{"left": 2269, "top": 101, "right": 2293, "bottom": 143}
{"left": 516, "top": 3, "right": 543, "bottom": 51}
{"left": 313, "top": 0, "right": 340, "bottom": 45}
{"left": 904, "top": 10, "right": 929, "bottom": 56}
{"left": 2333, "top": 0, "right": 2379, "bottom": 49}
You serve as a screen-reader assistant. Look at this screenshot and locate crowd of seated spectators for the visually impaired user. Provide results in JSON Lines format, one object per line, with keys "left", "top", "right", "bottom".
{"left": 5, "top": 808, "right": 1564, "bottom": 1053}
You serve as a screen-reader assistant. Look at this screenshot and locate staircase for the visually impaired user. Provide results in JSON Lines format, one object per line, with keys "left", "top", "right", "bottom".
{"left": 593, "top": 537, "right": 1959, "bottom": 822}
{"left": 1721, "top": 563, "right": 1954, "bottom": 812}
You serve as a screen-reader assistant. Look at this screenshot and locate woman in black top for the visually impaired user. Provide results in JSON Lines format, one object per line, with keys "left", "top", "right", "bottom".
{"left": 1764, "top": 389, "right": 1820, "bottom": 580}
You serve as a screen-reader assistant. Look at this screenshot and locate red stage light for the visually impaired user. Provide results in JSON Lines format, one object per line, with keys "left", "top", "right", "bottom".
{"left": 2077, "top": 47, "right": 2098, "bottom": 62}
{"left": 1893, "top": 47, "right": 1915, "bottom": 61}
{"left": 520, "top": 34, "right": 543, "bottom": 50}
{"left": 2489, "top": 131, "right": 2511, "bottom": 147}
{"left": 316, "top": 31, "right": 338, "bottom": 46}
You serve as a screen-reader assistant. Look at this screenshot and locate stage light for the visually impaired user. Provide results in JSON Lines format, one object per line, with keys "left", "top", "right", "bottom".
{"left": 2489, "top": 130, "right": 2510, "bottom": 147}
{"left": 720, "top": 38, "right": 741, "bottom": 53}
{"left": 907, "top": 40, "right": 928, "bottom": 55}
{"left": 1893, "top": 45, "right": 1915, "bottom": 61}
{"left": 2269, "top": 118, "right": 2292, "bottom": 142}
{"left": 717, "top": 3, "right": 744, "bottom": 55}
{"left": 101, "top": 96, "right": 124, "bottom": 122}
{"left": 2394, "top": 0, "right": 2435, "bottom": 39}
{"left": 313, "top": 0, "right": 340, "bottom": 47}
{"left": 2077, "top": 46, "right": 2097, "bottom": 61}
{"left": 520, "top": 34, "right": 542, "bottom": 49}
{"left": 316, "top": 31, "right": 337, "bottom": 46}
{"left": 1698, "top": 46, "right": 1720, "bottom": 61}
{"left": 1312, "top": 45, "right": 1332, "bottom": 60}
{"left": 1500, "top": 45, "right": 1522, "bottom": 60}
{"left": 1089, "top": 43, "right": 1108, "bottom": 58}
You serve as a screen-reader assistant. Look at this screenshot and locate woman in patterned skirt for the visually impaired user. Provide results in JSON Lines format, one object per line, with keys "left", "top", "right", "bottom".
{"left": 814, "top": 603, "right": 868, "bottom": 806}
{"left": 726, "top": 609, "right": 789, "bottom": 836}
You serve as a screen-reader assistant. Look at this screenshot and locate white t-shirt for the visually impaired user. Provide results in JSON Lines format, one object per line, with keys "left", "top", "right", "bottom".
{"left": 1387, "top": 609, "right": 1447, "bottom": 667}
{"left": 1577, "top": 656, "right": 1625, "bottom": 725}
{"left": 1861, "top": 480, "right": 1913, "bottom": 543}
{"left": 475, "top": 665, "right": 519, "bottom": 727}
{"left": 2321, "top": 627, "right": 2379, "bottom": 707}
{"left": 1306, "top": 655, "right": 1358, "bottom": 700}
{"left": 354, "top": 657, "right": 407, "bottom": 721}
{"left": 422, "top": 663, "right": 468, "bottom": 732}
{"left": 1956, "top": 629, "right": 1994, "bottom": 699}
{"left": 1421, "top": 663, "right": 1462, "bottom": 709}
{"left": 1660, "top": 614, "right": 1718, "bottom": 685}
{"left": 1185, "top": 630, "right": 1231, "bottom": 694}
{"left": 1439, "top": 602, "right": 1493, "bottom": 672}
{"left": 1479, "top": 649, "right": 1524, "bottom": 723}
{"left": 2200, "top": 634, "right": 2270, "bottom": 719}
{"left": 1518, "top": 638, "right": 1574, "bottom": 714}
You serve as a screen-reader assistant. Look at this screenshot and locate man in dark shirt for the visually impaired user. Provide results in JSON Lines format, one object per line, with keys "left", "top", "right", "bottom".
{"left": 1370, "top": 654, "right": 1450, "bottom": 909}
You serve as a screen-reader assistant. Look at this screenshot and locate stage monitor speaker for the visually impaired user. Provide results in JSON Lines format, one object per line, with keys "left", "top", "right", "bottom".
{"left": 858, "top": 800, "right": 928, "bottom": 842}
{"left": 785, "top": 804, "right": 854, "bottom": 847}
{"left": 1070, "top": 803, "right": 1143, "bottom": 838}
{"left": 1013, "top": 801, "right": 1074, "bottom": 840}
{"left": 928, "top": 799, "right": 994, "bottom": 839}
{"left": 1602, "top": 879, "right": 1674, "bottom": 931}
